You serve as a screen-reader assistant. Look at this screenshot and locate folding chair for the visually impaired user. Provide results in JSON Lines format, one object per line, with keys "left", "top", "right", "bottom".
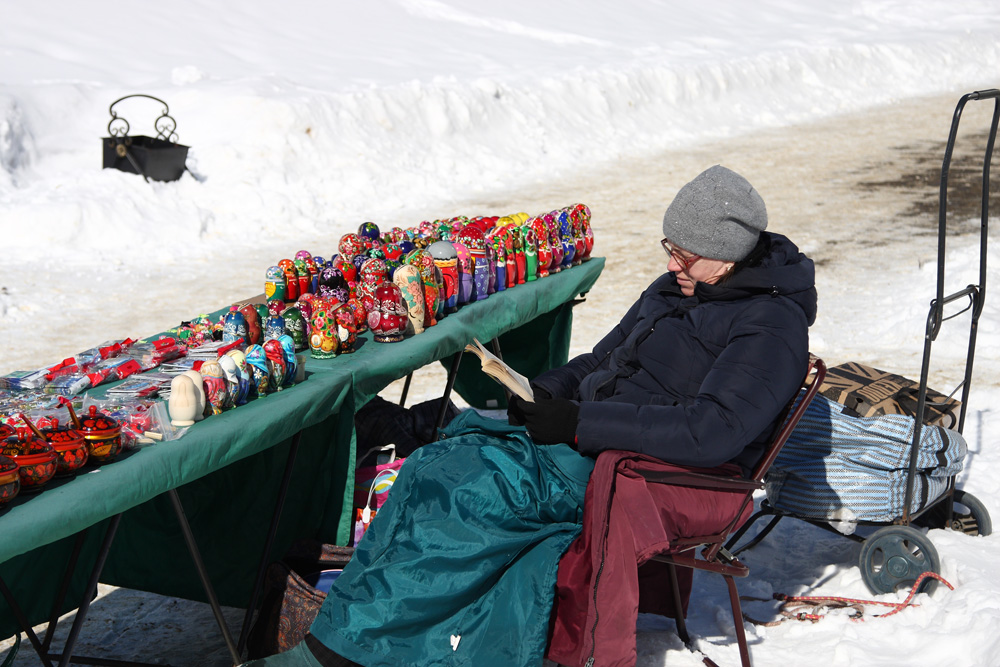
{"left": 638, "top": 357, "right": 826, "bottom": 667}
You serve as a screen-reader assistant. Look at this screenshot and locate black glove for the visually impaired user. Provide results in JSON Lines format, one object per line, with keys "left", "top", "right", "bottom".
{"left": 519, "top": 397, "right": 580, "bottom": 446}
{"left": 506, "top": 385, "right": 553, "bottom": 426}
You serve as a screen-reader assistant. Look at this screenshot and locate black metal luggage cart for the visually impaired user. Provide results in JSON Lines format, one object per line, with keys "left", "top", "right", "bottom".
{"left": 727, "top": 89, "right": 998, "bottom": 595}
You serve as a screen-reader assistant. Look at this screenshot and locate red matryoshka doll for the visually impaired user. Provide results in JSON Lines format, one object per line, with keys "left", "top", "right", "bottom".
{"left": 245, "top": 344, "right": 271, "bottom": 397}
{"left": 339, "top": 233, "right": 366, "bottom": 262}
{"left": 521, "top": 221, "right": 539, "bottom": 282}
{"left": 347, "top": 295, "right": 368, "bottom": 334}
{"left": 509, "top": 227, "right": 526, "bottom": 285}
{"left": 452, "top": 241, "right": 475, "bottom": 305}
{"left": 457, "top": 226, "right": 490, "bottom": 301}
{"left": 267, "top": 298, "right": 286, "bottom": 317}
{"left": 532, "top": 216, "right": 553, "bottom": 278}
{"left": 308, "top": 299, "right": 339, "bottom": 359}
{"left": 238, "top": 303, "right": 263, "bottom": 345}
{"left": 392, "top": 263, "right": 425, "bottom": 335}
{"left": 332, "top": 302, "right": 358, "bottom": 353}
{"left": 357, "top": 257, "right": 388, "bottom": 311}
{"left": 332, "top": 255, "right": 358, "bottom": 290}
{"left": 568, "top": 205, "right": 587, "bottom": 263}
{"left": 427, "top": 241, "right": 459, "bottom": 314}
{"left": 265, "top": 265, "right": 287, "bottom": 303}
{"left": 200, "top": 359, "right": 229, "bottom": 415}
{"left": 369, "top": 283, "right": 409, "bottom": 343}
{"left": 544, "top": 214, "right": 563, "bottom": 273}
{"left": 294, "top": 259, "right": 312, "bottom": 298}
{"left": 295, "top": 293, "right": 315, "bottom": 324}
{"left": 278, "top": 259, "right": 300, "bottom": 301}
{"left": 575, "top": 203, "right": 595, "bottom": 260}
{"left": 263, "top": 339, "right": 287, "bottom": 391}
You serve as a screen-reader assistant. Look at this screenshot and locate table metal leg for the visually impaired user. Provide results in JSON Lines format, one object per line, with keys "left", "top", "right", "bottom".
{"left": 398, "top": 372, "right": 413, "bottom": 407}
{"left": 167, "top": 489, "right": 241, "bottom": 666}
{"left": 42, "top": 530, "right": 89, "bottom": 654}
{"left": 436, "top": 352, "right": 462, "bottom": 433}
{"left": 0, "top": 574, "right": 54, "bottom": 667}
{"left": 56, "top": 514, "right": 122, "bottom": 667}
{"left": 236, "top": 430, "right": 302, "bottom": 656}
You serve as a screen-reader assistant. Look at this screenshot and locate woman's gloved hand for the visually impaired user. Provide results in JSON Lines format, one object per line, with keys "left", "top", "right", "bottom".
{"left": 506, "top": 386, "right": 552, "bottom": 426}
{"left": 508, "top": 395, "right": 580, "bottom": 446}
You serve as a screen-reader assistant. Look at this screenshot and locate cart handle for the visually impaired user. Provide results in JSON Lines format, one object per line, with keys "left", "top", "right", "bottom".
{"left": 107, "top": 94, "right": 179, "bottom": 143}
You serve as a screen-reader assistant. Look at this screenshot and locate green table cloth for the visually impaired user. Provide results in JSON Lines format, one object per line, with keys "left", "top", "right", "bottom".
{"left": 0, "top": 258, "right": 603, "bottom": 639}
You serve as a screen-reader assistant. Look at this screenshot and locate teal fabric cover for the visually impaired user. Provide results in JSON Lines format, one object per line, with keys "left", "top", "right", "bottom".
{"left": 310, "top": 410, "right": 595, "bottom": 667}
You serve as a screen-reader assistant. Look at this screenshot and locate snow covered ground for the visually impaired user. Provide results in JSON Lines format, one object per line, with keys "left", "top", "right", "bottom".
{"left": 2, "top": 1, "right": 1000, "bottom": 665}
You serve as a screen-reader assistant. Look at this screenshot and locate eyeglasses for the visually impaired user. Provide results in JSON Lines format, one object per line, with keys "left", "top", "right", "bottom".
{"left": 661, "top": 238, "right": 702, "bottom": 273}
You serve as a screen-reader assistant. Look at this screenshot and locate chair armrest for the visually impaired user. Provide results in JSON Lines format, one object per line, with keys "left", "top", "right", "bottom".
{"left": 636, "top": 468, "right": 764, "bottom": 492}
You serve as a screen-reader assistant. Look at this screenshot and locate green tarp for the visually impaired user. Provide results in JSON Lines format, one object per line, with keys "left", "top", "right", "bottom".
{"left": 0, "top": 259, "right": 603, "bottom": 639}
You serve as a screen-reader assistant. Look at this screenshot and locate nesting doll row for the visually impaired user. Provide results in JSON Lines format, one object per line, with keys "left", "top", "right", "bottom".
{"left": 258, "top": 204, "right": 595, "bottom": 353}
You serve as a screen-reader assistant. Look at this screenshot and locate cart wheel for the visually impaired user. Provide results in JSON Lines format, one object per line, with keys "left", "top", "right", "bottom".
{"left": 948, "top": 490, "right": 992, "bottom": 536}
{"left": 859, "top": 526, "right": 941, "bottom": 595}
{"left": 914, "top": 489, "right": 993, "bottom": 536}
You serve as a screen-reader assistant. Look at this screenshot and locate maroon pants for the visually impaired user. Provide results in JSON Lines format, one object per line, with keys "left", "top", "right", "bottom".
{"left": 546, "top": 452, "right": 752, "bottom": 667}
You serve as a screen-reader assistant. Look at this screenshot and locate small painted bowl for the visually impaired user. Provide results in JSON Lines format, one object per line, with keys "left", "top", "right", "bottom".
{"left": 78, "top": 406, "right": 123, "bottom": 464}
{"left": 42, "top": 420, "right": 90, "bottom": 476}
{"left": 0, "top": 454, "right": 20, "bottom": 506}
{"left": 1, "top": 436, "right": 57, "bottom": 491}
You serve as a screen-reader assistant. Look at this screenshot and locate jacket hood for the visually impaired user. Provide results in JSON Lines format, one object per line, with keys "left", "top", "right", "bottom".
{"left": 663, "top": 232, "right": 817, "bottom": 325}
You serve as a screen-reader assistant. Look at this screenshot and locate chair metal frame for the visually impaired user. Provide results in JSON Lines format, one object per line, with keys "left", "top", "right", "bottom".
{"left": 638, "top": 357, "right": 827, "bottom": 667}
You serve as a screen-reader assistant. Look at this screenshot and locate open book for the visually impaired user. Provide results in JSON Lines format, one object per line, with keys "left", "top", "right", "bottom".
{"left": 464, "top": 338, "right": 535, "bottom": 402}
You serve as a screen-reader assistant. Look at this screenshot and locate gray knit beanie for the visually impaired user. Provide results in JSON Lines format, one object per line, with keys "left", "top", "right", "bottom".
{"left": 661, "top": 165, "right": 767, "bottom": 262}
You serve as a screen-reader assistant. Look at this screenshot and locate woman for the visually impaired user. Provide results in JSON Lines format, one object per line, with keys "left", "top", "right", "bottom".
{"left": 247, "top": 165, "right": 816, "bottom": 667}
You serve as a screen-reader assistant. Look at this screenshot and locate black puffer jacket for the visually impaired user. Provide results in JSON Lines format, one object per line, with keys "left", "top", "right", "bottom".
{"left": 532, "top": 232, "right": 817, "bottom": 474}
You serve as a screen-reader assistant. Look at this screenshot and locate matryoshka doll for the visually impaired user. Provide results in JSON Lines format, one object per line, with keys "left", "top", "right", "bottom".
{"left": 267, "top": 298, "right": 286, "bottom": 317}
{"left": 295, "top": 294, "right": 315, "bottom": 331}
{"left": 532, "top": 216, "right": 553, "bottom": 278}
{"left": 222, "top": 309, "right": 250, "bottom": 346}
{"left": 225, "top": 349, "right": 253, "bottom": 406}
{"left": 556, "top": 209, "right": 576, "bottom": 269}
{"left": 369, "top": 282, "right": 408, "bottom": 343}
{"left": 392, "top": 263, "right": 425, "bottom": 335}
{"left": 403, "top": 248, "right": 438, "bottom": 328}
{"left": 281, "top": 306, "right": 309, "bottom": 352}
{"left": 511, "top": 227, "right": 527, "bottom": 285}
{"left": 357, "top": 257, "right": 388, "bottom": 314}
{"left": 488, "top": 231, "right": 506, "bottom": 293}
{"left": 521, "top": 221, "right": 539, "bottom": 282}
{"left": 503, "top": 227, "right": 518, "bottom": 288}
{"left": 263, "top": 314, "right": 286, "bottom": 341}
{"left": 358, "top": 221, "right": 381, "bottom": 244}
{"left": 264, "top": 265, "right": 287, "bottom": 303}
{"left": 217, "top": 354, "right": 240, "bottom": 409}
{"left": 338, "top": 233, "right": 366, "bottom": 263}
{"left": 453, "top": 241, "right": 474, "bottom": 305}
{"left": 332, "top": 302, "right": 358, "bottom": 353}
{"left": 568, "top": 205, "right": 587, "bottom": 263}
{"left": 347, "top": 296, "right": 368, "bottom": 334}
{"left": 308, "top": 299, "right": 339, "bottom": 359}
{"left": 545, "top": 214, "right": 563, "bottom": 273}
{"left": 200, "top": 360, "right": 229, "bottom": 415}
{"left": 428, "top": 241, "right": 459, "bottom": 313}
{"left": 278, "top": 259, "right": 299, "bottom": 302}
{"left": 294, "top": 259, "right": 312, "bottom": 298}
{"left": 238, "top": 303, "right": 263, "bottom": 345}
{"left": 333, "top": 255, "right": 358, "bottom": 293}
{"left": 245, "top": 344, "right": 271, "bottom": 396}
{"left": 576, "top": 203, "right": 595, "bottom": 260}
{"left": 278, "top": 335, "right": 297, "bottom": 386}
{"left": 318, "top": 266, "right": 350, "bottom": 303}
{"left": 263, "top": 339, "right": 287, "bottom": 391}
{"left": 457, "top": 226, "right": 490, "bottom": 301}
